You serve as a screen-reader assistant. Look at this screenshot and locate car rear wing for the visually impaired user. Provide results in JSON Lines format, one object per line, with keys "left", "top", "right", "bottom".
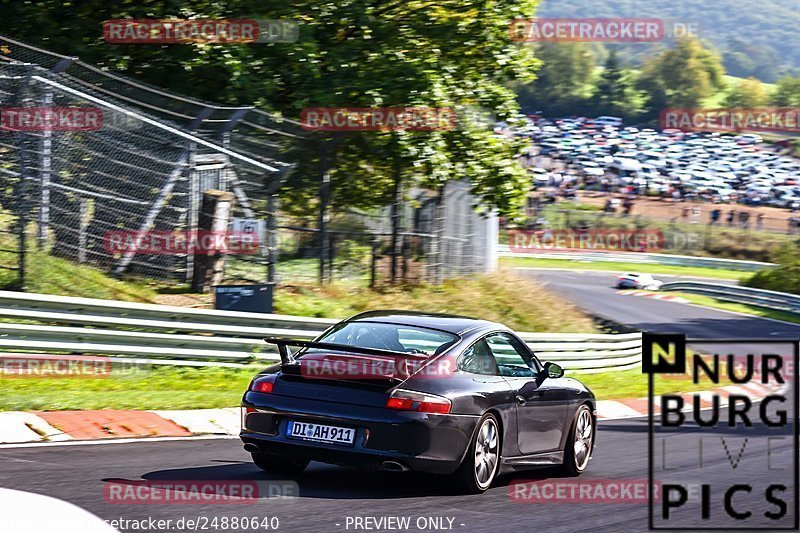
{"left": 263, "top": 337, "right": 429, "bottom": 367}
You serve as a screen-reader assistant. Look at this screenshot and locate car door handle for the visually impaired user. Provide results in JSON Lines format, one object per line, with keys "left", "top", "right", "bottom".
{"left": 515, "top": 395, "right": 526, "bottom": 405}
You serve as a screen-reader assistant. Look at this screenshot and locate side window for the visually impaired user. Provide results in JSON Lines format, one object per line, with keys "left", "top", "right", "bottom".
{"left": 456, "top": 339, "right": 499, "bottom": 376}
{"left": 486, "top": 333, "right": 538, "bottom": 378}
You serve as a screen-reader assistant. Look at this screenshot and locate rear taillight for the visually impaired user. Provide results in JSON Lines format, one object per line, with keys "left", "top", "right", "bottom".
{"left": 385, "top": 389, "right": 452, "bottom": 414}
{"left": 250, "top": 376, "right": 275, "bottom": 393}
{"left": 253, "top": 382, "right": 273, "bottom": 393}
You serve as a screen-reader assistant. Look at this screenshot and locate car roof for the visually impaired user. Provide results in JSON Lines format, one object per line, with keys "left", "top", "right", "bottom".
{"left": 344, "top": 310, "right": 501, "bottom": 335}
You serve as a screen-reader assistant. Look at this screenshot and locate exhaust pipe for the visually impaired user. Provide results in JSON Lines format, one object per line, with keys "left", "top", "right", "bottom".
{"left": 243, "top": 443, "right": 260, "bottom": 453}
{"left": 380, "top": 460, "right": 409, "bottom": 472}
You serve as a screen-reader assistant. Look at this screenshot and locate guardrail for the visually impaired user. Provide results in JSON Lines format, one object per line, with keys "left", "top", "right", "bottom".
{"left": 0, "top": 290, "right": 641, "bottom": 373}
{"left": 661, "top": 281, "right": 800, "bottom": 314}
{"left": 498, "top": 246, "right": 773, "bottom": 272}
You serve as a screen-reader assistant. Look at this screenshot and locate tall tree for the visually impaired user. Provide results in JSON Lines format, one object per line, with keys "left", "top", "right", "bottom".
{"left": 0, "top": 0, "right": 540, "bottom": 219}
{"left": 637, "top": 38, "right": 725, "bottom": 119}
{"left": 516, "top": 43, "right": 595, "bottom": 116}
{"left": 723, "top": 77, "right": 768, "bottom": 108}
{"left": 771, "top": 76, "right": 800, "bottom": 107}
{"left": 592, "top": 50, "right": 642, "bottom": 119}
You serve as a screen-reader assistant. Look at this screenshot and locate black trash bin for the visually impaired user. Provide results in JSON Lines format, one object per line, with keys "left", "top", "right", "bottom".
{"left": 213, "top": 284, "right": 274, "bottom": 313}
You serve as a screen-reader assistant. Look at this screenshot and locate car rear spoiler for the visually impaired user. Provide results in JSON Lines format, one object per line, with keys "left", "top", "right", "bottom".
{"left": 263, "top": 337, "right": 428, "bottom": 367}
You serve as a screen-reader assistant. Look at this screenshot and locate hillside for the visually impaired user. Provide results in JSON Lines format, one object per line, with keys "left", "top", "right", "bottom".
{"left": 539, "top": 0, "right": 800, "bottom": 81}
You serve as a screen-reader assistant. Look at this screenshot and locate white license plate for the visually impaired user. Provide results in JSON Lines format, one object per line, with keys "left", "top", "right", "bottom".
{"left": 286, "top": 420, "right": 356, "bottom": 446}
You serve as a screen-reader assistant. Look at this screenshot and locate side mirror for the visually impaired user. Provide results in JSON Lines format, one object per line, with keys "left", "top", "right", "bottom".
{"left": 543, "top": 362, "right": 564, "bottom": 379}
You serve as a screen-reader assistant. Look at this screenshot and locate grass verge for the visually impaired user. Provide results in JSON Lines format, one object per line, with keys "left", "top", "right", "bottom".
{"left": 273, "top": 271, "right": 596, "bottom": 332}
{"left": 0, "top": 250, "right": 160, "bottom": 302}
{"left": 577, "top": 368, "right": 727, "bottom": 400}
{"left": 501, "top": 256, "right": 753, "bottom": 281}
{"left": 0, "top": 364, "right": 722, "bottom": 411}
{"left": 665, "top": 291, "right": 800, "bottom": 325}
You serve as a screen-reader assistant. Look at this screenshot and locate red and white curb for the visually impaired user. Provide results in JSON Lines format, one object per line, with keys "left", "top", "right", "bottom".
{"left": 597, "top": 381, "right": 785, "bottom": 420}
{"left": 0, "top": 408, "right": 239, "bottom": 444}
{"left": 0, "top": 382, "right": 784, "bottom": 444}
{"left": 616, "top": 289, "right": 689, "bottom": 304}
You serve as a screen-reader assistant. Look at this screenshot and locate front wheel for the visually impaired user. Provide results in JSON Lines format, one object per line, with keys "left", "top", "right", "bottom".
{"left": 558, "top": 405, "right": 594, "bottom": 476}
{"left": 251, "top": 451, "right": 309, "bottom": 475}
{"left": 452, "top": 413, "right": 501, "bottom": 494}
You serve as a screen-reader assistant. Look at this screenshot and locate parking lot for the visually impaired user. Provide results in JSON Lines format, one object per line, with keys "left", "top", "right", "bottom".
{"left": 515, "top": 117, "right": 800, "bottom": 211}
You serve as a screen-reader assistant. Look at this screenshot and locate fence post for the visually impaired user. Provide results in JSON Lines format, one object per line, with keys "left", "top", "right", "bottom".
{"left": 78, "top": 197, "right": 89, "bottom": 263}
{"left": 191, "top": 190, "right": 236, "bottom": 293}
{"left": 370, "top": 239, "right": 378, "bottom": 288}
{"left": 318, "top": 142, "right": 332, "bottom": 284}
{"left": 266, "top": 194, "right": 278, "bottom": 284}
{"left": 401, "top": 234, "right": 408, "bottom": 283}
{"left": 38, "top": 86, "right": 52, "bottom": 247}
{"left": 18, "top": 189, "right": 27, "bottom": 291}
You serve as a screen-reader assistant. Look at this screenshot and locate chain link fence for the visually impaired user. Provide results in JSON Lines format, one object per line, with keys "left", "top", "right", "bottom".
{"left": 0, "top": 34, "right": 498, "bottom": 291}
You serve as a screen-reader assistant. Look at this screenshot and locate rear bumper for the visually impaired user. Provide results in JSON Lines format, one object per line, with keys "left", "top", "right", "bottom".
{"left": 240, "top": 392, "right": 479, "bottom": 475}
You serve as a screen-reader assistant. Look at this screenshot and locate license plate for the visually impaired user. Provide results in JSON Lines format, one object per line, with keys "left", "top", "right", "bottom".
{"left": 286, "top": 420, "right": 356, "bottom": 446}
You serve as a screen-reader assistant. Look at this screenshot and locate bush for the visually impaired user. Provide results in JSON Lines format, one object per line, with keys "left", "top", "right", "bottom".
{"left": 743, "top": 241, "right": 800, "bottom": 295}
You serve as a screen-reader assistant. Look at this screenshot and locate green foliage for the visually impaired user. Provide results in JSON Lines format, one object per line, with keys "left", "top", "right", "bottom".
{"left": 744, "top": 241, "right": 800, "bottom": 295}
{"left": 637, "top": 38, "right": 725, "bottom": 118}
{"left": 516, "top": 43, "right": 596, "bottom": 116}
{"left": 591, "top": 50, "right": 645, "bottom": 120}
{"left": 538, "top": 0, "right": 799, "bottom": 82}
{"left": 771, "top": 76, "right": 800, "bottom": 107}
{"left": 723, "top": 77, "right": 768, "bottom": 108}
{"left": 0, "top": 0, "right": 542, "bottom": 218}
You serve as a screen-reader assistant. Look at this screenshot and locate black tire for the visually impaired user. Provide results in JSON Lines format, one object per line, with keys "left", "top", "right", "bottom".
{"left": 558, "top": 404, "right": 594, "bottom": 476}
{"left": 251, "top": 451, "right": 309, "bottom": 475}
{"left": 452, "top": 413, "right": 501, "bottom": 494}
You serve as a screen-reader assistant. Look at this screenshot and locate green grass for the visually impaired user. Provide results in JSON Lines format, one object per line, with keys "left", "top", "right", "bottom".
{"left": 274, "top": 271, "right": 597, "bottom": 332}
{"left": 666, "top": 291, "right": 800, "bottom": 325}
{"left": 0, "top": 250, "right": 160, "bottom": 302}
{"left": 501, "top": 256, "right": 754, "bottom": 280}
{"left": 0, "top": 366, "right": 259, "bottom": 411}
{"left": 578, "top": 367, "right": 728, "bottom": 400}
{"left": 0, "top": 364, "right": 718, "bottom": 410}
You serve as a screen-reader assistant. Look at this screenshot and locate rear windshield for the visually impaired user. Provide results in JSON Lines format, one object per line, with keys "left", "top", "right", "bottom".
{"left": 306, "top": 321, "right": 459, "bottom": 357}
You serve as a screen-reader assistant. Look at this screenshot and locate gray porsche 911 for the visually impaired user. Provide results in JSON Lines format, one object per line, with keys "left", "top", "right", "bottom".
{"left": 240, "top": 311, "right": 596, "bottom": 493}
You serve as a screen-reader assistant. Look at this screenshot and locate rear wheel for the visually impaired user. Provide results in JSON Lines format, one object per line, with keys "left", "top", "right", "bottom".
{"left": 251, "top": 451, "right": 309, "bottom": 475}
{"left": 452, "top": 413, "right": 501, "bottom": 494}
{"left": 558, "top": 405, "right": 594, "bottom": 476}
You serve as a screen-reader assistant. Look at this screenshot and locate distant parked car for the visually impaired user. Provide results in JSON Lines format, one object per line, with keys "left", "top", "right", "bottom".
{"left": 594, "top": 116, "right": 623, "bottom": 128}
{"left": 616, "top": 273, "right": 663, "bottom": 290}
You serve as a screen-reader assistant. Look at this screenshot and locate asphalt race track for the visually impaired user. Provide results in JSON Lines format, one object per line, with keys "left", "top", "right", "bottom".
{"left": 0, "top": 269, "right": 796, "bottom": 533}
{"left": 517, "top": 268, "right": 800, "bottom": 339}
{"left": 0, "top": 412, "right": 795, "bottom": 533}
